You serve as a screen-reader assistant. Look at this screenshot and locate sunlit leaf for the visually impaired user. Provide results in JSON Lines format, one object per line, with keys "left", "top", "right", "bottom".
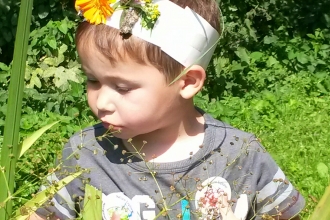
{"left": 18, "top": 121, "right": 59, "bottom": 158}
{"left": 235, "top": 47, "right": 250, "bottom": 64}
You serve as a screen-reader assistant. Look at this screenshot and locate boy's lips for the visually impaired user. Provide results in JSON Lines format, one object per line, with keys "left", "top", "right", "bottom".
{"left": 102, "top": 122, "right": 123, "bottom": 130}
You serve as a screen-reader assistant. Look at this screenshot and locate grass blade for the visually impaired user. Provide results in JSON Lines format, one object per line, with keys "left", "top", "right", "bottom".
{"left": 18, "top": 121, "right": 59, "bottom": 158}
{"left": 0, "top": 0, "right": 34, "bottom": 219}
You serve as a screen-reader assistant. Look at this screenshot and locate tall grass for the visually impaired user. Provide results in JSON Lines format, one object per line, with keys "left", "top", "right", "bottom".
{"left": 0, "top": 0, "right": 33, "bottom": 219}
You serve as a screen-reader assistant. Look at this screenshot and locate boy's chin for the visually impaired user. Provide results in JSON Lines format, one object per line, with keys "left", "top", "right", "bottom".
{"left": 110, "top": 130, "right": 135, "bottom": 140}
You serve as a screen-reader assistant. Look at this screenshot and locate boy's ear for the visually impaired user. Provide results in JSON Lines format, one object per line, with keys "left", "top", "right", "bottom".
{"left": 178, "top": 65, "right": 206, "bottom": 99}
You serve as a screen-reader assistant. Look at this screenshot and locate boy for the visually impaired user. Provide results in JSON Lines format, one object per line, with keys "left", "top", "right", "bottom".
{"left": 31, "top": 0, "right": 305, "bottom": 219}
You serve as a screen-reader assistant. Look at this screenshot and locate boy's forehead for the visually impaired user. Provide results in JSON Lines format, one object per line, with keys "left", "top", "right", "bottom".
{"left": 77, "top": 36, "right": 147, "bottom": 68}
{"left": 79, "top": 52, "right": 164, "bottom": 83}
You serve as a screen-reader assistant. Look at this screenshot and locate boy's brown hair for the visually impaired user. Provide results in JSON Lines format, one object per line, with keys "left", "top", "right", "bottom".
{"left": 76, "top": 0, "right": 221, "bottom": 82}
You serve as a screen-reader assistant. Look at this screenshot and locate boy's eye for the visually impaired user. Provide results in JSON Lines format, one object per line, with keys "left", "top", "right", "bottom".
{"left": 86, "top": 78, "right": 99, "bottom": 84}
{"left": 116, "top": 86, "right": 131, "bottom": 93}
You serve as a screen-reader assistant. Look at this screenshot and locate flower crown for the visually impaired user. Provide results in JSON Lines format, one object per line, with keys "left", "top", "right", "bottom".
{"left": 75, "top": 0, "right": 161, "bottom": 34}
{"left": 75, "top": 0, "right": 222, "bottom": 70}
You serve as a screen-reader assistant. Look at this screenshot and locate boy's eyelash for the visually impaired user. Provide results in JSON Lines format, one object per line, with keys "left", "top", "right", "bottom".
{"left": 87, "top": 78, "right": 98, "bottom": 83}
{"left": 116, "top": 86, "right": 131, "bottom": 92}
{"left": 86, "top": 78, "right": 131, "bottom": 92}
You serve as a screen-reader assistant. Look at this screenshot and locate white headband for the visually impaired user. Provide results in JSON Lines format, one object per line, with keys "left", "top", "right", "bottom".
{"left": 106, "top": 0, "right": 220, "bottom": 69}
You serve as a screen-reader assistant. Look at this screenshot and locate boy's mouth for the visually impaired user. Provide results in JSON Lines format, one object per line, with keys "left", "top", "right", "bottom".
{"left": 102, "top": 122, "right": 123, "bottom": 131}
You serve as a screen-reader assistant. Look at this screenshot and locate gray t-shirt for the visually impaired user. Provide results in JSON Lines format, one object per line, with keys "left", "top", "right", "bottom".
{"left": 37, "top": 111, "right": 304, "bottom": 220}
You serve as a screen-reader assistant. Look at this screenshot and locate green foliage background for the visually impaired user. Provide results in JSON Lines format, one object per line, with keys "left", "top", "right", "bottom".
{"left": 0, "top": 0, "right": 329, "bottom": 219}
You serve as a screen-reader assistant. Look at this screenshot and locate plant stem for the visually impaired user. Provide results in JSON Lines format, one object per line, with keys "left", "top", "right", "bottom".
{"left": 0, "top": 0, "right": 33, "bottom": 219}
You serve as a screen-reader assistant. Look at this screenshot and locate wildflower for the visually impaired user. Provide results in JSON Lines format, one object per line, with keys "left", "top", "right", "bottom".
{"left": 75, "top": 0, "right": 116, "bottom": 25}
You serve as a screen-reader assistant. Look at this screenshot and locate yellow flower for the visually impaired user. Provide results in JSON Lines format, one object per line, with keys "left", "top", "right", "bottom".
{"left": 75, "top": 0, "right": 116, "bottom": 25}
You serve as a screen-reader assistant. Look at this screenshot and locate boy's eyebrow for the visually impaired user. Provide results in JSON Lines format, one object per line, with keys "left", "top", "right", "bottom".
{"left": 83, "top": 70, "right": 139, "bottom": 84}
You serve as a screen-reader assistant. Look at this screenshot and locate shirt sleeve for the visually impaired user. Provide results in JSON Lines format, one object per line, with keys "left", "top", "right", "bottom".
{"left": 250, "top": 137, "right": 305, "bottom": 219}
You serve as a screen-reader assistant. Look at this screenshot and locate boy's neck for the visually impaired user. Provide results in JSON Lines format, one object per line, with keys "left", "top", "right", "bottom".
{"left": 122, "top": 105, "right": 205, "bottom": 162}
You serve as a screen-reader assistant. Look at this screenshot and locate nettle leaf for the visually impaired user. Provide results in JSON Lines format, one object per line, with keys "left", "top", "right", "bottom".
{"left": 317, "top": 163, "right": 329, "bottom": 178}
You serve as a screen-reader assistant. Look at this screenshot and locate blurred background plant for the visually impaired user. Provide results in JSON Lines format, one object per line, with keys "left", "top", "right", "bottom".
{"left": 0, "top": 0, "right": 329, "bottom": 219}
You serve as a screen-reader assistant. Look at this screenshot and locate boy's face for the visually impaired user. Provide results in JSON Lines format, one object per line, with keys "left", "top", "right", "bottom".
{"left": 78, "top": 45, "right": 184, "bottom": 139}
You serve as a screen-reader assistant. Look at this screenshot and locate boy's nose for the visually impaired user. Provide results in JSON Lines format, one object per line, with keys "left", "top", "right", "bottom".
{"left": 96, "top": 87, "right": 116, "bottom": 113}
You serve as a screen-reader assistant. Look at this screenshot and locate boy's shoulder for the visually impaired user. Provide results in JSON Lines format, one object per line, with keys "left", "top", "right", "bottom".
{"left": 203, "top": 111, "right": 259, "bottom": 148}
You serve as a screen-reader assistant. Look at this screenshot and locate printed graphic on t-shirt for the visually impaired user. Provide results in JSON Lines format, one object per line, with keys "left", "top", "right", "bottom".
{"left": 195, "top": 177, "right": 248, "bottom": 220}
{"left": 102, "top": 192, "right": 141, "bottom": 220}
{"left": 101, "top": 177, "right": 248, "bottom": 220}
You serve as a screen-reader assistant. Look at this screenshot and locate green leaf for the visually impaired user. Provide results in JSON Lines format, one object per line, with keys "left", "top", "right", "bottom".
{"left": 47, "top": 38, "right": 57, "bottom": 49}
{"left": 58, "top": 21, "right": 68, "bottom": 34}
{"left": 13, "top": 171, "right": 83, "bottom": 220}
{"left": 316, "top": 83, "right": 329, "bottom": 94}
{"left": 43, "top": 57, "right": 57, "bottom": 66}
{"left": 263, "top": 35, "right": 279, "bottom": 44}
{"left": 0, "top": 62, "right": 10, "bottom": 71}
{"left": 228, "top": 6, "right": 238, "bottom": 11}
{"left": 296, "top": 53, "right": 309, "bottom": 64}
{"left": 320, "top": 44, "right": 330, "bottom": 50}
{"left": 317, "top": 163, "right": 329, "bottom": 178}
{"left": 266, "top": 56, "right": 278, "bottom": 66}
{"left": 231, "top": 63, "right": 245, "bottom": 71}
{"left": 250, "top": 52, "right": 263, "bottom": 61}
{"left": 53, "top": 67, "right": 81, "bottom": 90}
{"left": 70, "top": 81, "right": 84, "bottom": 97}
{"left": 81, "top": 184, "right": 102, "bottom": 220}
{"left": 30, "top": 73, "right": 42, "bottom": 88}
{"left": 235, "top": 47, "right": 250, "bottom": 64}
{"left": 59, "top": 44, "right": 68, "bottom": 54}
{"left": 288, "top": 50, "right": 296, "bottom": 60}
{"left": 307, "top": 34, "right": 315, "bottom": 39}
{"left": 18, "top": 121, "right": 59, "bottom": 158}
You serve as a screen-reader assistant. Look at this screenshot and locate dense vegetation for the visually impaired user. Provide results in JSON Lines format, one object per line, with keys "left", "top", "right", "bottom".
{"left": 0, "top": 0, "right": 329, "bottom": 219}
